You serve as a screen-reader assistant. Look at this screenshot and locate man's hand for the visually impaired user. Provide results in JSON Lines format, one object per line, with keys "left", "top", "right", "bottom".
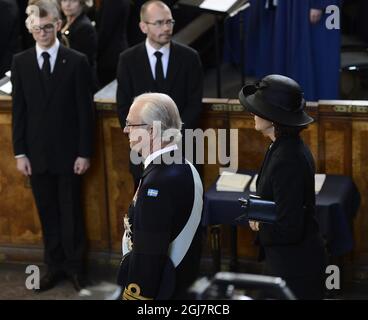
{"left": 16, "top": 157, "right": 32, "bottom": 176}
{"left": 74, "top": 157, "right": 90, "bottom": 175}
{"left": 249, "top": 220, "right": 260, "bottom": 232}
{"left": 310, "top": 8, "right": 323, "bottom": 24}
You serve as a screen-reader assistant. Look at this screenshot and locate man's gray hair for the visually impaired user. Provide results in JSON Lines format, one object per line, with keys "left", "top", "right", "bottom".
{"left": 134, "top": 93, "right": 182, "bottom": 142}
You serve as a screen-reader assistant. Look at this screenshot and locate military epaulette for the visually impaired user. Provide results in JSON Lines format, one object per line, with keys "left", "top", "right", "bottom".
{"left": 122, "top": 283, "right": 153, "bottom": 300}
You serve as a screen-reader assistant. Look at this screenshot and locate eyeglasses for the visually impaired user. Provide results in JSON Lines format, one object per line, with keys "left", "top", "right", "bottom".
{"left": 144, "top": 19, "right": 175, "bottom": 28}
{"left": 31, "top": 23, "right": 55, "bottom": 33}
{"left": 125, "top": 120, "right": 149, "bottom": 129}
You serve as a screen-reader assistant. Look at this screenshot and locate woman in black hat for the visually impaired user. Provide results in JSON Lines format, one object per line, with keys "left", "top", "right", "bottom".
{"left": 239, "top": 74, "right": 327, "bottom": 299}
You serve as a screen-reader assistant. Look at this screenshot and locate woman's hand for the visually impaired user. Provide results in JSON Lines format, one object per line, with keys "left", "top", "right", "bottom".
{"left": 74, "top": 157, "right": 90, "bottom": 175}
{"left": 249, "top": 220, "right": 260, "bottom": 231}
{"left": 310, "top": 9, "right": 323, "bottom": 24}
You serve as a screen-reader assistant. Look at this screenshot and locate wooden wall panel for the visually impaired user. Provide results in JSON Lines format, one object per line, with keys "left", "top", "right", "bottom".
{"left": 319, "top": 120, "right": 352, "bottom": 175}
{"left": 102, "top": 115, "right": 134, "bottom": 252}
{"left": 230, "top": 113, "right": 269, "bottom": 171}
{"left": 352, "top": 121, "right": 368, "bottom": 256}
{"left": 1, "top": 96, "right": 368, "bottom": 265}
{"left": 301, "top": 123, "right": 319, "bottom": 171}
{"left": 200, "top": 109, "right": 229, "bottom": 257}
{"left": 200, "top": 110, "right": 226, "bottom": 191}
{"left": 0, "top": 105, "right": 112, "bottom": 254}
{"left": 82, "top": 117, "right": 109, "bottom": 250}
{"left": 0, "top": 112, "right": 41, "bottom": 245}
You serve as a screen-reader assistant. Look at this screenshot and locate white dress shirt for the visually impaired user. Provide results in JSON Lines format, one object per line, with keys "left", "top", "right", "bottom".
{"left": 145, "top": 39, "right": 170, "bottom": 79}
{"left": 35, "top": 38, "right": 60, "bottom": 73}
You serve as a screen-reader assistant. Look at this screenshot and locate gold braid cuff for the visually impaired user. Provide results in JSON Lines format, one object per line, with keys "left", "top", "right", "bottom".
{"left": 122, "top": 283, "right": 153, "bottom": 300}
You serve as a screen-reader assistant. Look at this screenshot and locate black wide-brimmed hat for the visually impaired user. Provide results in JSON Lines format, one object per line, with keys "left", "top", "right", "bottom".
{"left": 238, "top": 74, "right": 314, "bottom": 127}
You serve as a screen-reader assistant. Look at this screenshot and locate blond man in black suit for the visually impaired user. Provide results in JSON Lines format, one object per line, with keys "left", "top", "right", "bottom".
{"left": 11, "top": 0, "right": 94, "bottom": 292}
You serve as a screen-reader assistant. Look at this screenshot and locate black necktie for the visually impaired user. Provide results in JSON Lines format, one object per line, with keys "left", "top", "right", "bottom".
{"left": 41, "top": 51, "right": 51, "bottom": 79}
{"left": 154, "top": 51, "right": 165, "bottom": 91}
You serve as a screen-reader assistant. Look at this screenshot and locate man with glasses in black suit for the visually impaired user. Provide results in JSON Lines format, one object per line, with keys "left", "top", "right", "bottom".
{"left": 11, "top": 0, "right": 94, "bottom": 292}
{"left": 116, "top": 0, "right": 203, "bottom": 191}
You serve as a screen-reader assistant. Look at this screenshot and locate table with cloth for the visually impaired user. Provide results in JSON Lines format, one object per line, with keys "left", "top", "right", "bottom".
{"left": 203, "top": 171, "right": 361, "bottom": 272}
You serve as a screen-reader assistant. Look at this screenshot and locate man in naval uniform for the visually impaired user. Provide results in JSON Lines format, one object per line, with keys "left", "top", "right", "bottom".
{"left": 117, "top": 92, "right": 203, "bottom": 300}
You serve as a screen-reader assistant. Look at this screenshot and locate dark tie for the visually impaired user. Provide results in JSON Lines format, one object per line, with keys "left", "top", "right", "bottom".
{"left": 154, "top": 51, "right": 165, "bottom": 91}
{"left": 41, "top": 51, "right": 51, "bottom": 79}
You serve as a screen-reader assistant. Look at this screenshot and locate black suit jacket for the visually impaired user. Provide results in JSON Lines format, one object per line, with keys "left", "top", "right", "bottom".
{"left": 116, "top": 41, "right": 203, "bottom": 130}
{"left": 256, "top": 136, "right": 327, "bottom": 278}
{"left": 61, "top": 13, "right": 97, "bottom": 68}
{"left": 0, "top": 0, "right": 19, "bottom": 76}
{"left": 11, "top": 45, "right": 94, "bottom": 174}
{"left": 61, "top": 13, "right": 98, "bottom": 90}
{"left": 119, "top": 156, "right": 203, "bottom": 299}
{"left": 97, "top": 0, "right": 130, "bottom": 85}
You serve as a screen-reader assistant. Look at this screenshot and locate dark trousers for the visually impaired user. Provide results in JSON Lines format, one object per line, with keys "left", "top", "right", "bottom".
{"left": 30, "top": 172, "right": 86, "bottom": 275}
{"left": 284, "top": 274, "right": 326, "bottom": 300}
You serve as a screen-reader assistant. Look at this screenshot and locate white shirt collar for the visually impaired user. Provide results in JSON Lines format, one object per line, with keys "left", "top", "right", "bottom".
{"left": 36, "top": 38, "right": 60, "bottom": 60}
{"left": 145, "top": 38, "right": 170, "bottom": 58}
{"left": 144, "top": 144, "right": 178, "bottom": 169}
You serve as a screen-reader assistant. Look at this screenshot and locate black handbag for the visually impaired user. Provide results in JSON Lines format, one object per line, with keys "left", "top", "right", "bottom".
{"left": 237, "top": 195, "right": 277, "bottom": 224}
